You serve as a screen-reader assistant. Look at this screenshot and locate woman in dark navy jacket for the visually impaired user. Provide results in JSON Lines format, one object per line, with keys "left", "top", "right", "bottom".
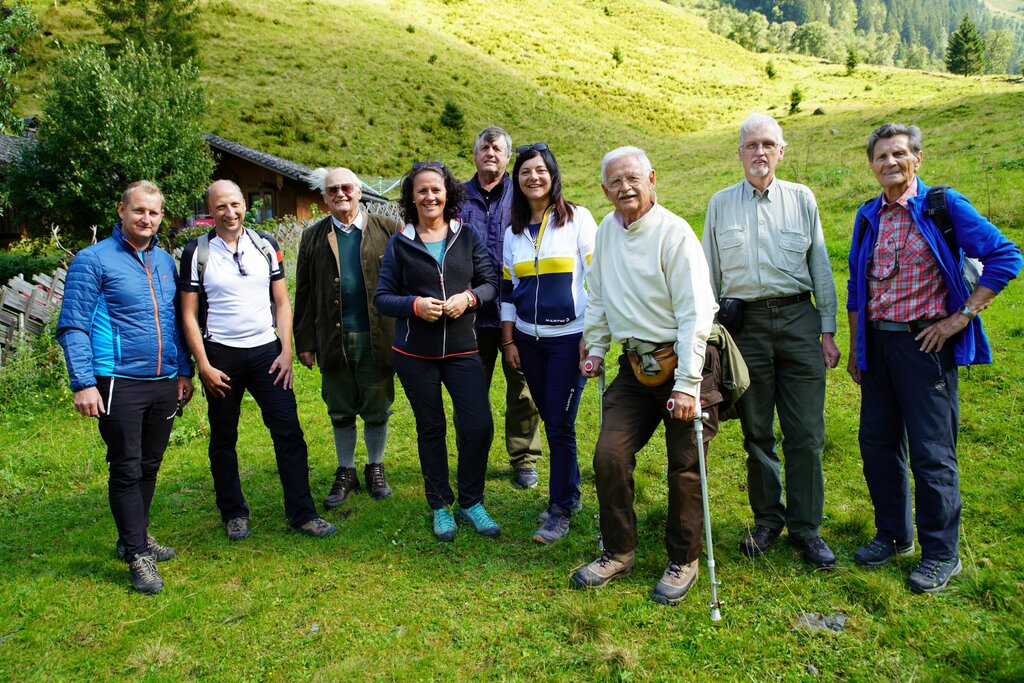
{"left": 375, "top": 162, "right": 499, "bottom": 542}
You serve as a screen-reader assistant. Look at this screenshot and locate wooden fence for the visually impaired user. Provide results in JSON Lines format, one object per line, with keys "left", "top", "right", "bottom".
{"left": 0, "top": 268, "right": 66, "bottom": 366}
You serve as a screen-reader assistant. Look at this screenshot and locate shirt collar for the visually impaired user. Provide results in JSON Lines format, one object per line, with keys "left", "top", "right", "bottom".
{"left": 879, "top": 177, "right": 918, "bottom": 212}
{"left": 332, "top": 210, "right": 364, "bottom": 232}
{"left": 743, "top": 178, "right": 776, "bottom": 202}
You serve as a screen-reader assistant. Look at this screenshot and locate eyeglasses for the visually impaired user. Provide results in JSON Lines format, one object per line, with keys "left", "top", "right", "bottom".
{"left": 326, "top": 183, "right": 357, "bottom": 196}
{"left": 742, "top": 141, "right": 779, "bottom": 153}
{"left": 866, "top": 235, "right": 906, "bottom": 282}
{"left": 605, "top": 173, "right": 646, "bottom": 192}
{"left": 232, "top": 250, "right": 247, "bottom": 277}
{"left": 412, "top": 161, "right": 444, "bottom": 171}
{"left": 516, "top": 143, "right": 549, "bottom": 155}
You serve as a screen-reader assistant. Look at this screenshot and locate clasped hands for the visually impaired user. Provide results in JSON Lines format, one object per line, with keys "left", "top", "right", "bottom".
{"left": 417, "top": 293, "right": 471, "bottom": 322}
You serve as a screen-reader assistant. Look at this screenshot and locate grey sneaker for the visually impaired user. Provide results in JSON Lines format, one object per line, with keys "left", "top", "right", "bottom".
{"left": 537, "top": 498, "right": 582, "bottom": 523}
{"left": 226, "top": 517, "right": 250, "bottom": 541}
{"left": 512, "top": 467, "right": 538, "bottom": 489}
{"left": 297, "top": 517, "right": 337, "bottom": 538}
{"left": 854, "top": 536, "right": 916, "bottom": 567}
{"left": 128, "top": 554, "right": 164, "bottom": 594}
{"left": 533, "top": 505, "right": 570, "bottom": 544}
{"left": 116, "top": 534, "right": 177, "bottom": 562}
{"left": 652, "top": 560, "right": 699, "bottom": 606}
{"left": 571, "top": 550, "right": 635, "bottom": 589}
{"left": 909, "top": 557, "right": 962, "bottom": 594}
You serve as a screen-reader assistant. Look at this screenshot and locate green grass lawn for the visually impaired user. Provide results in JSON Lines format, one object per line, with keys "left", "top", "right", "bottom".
{"left": 4, "top": 0, "right": 1024, "bottom": 679}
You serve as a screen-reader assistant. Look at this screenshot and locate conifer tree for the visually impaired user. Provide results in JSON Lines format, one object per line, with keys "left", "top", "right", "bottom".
{"left": 945, "top": 14, "right": 987, "bottom": 76}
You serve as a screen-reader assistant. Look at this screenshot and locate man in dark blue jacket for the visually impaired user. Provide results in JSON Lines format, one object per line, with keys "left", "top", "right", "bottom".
{"left": 847, "top": 123, "right": 1021, "bottom": 593}
{"left": 57, "top": 180, "right": 194, "bottom": 594}
{"left": 459, "top": 126, "right": 542, "bottom": 489}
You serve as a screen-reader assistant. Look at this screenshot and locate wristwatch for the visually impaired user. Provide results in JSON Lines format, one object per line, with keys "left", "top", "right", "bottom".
{"left": 957, "top": 304, "right": 977, "bottom": 320}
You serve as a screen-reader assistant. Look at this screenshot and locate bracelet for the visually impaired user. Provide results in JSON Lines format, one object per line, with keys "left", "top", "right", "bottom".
{"left": 464, "top": 292, "right": 473, "bottom": 308}
{"left": 500, "top": 340, "right": 515, "bottom": 348}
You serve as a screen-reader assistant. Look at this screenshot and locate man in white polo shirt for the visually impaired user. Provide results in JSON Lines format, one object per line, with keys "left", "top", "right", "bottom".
{"left": 179, "top": 180, "right": 335, "bottom": 541}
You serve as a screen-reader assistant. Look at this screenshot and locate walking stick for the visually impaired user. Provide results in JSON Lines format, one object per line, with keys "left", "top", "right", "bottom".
{"left": 666, "top": 403, "right": 722, "bottom": 622}
{"left": 585, "top": 359, "right": 606, "bottom": 551}
{"left": 694, "top": 411, "right": 722, "bottom": 621}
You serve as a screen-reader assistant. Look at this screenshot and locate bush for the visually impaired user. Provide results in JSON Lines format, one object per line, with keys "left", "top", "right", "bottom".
{"left": 789, "top": 86, "right": 804, "bottom": 115}
{"left": 0, "top": 238, "right": 65, "bottom": 285}
{"left": 612, "top": 46, "right": 623, "bottom": 66}
{"left": 0, "top": 313, "right": 69, "bottom": 416}
{"left": 439, "top": 101, "right": 465, "bottom": 132}
{"left": 765, "top": 59, "right": 777, "bottom": 79}
{"left": 3, "top": 43, "right": 212, "bottom": 242}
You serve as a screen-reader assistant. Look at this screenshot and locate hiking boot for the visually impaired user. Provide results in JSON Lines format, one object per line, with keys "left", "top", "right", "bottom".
{"left": 363, "top": 463, "right": 393, "bottom": 500}
{"left": 652, "top": 560, "right": 699, "bottom": 606}
{"left": 324, "top": 467, "right": 360, "bottom": 509}
{"left": 457, "top": 502, "right": 500, "bottom": 537}
{"left": 571, "top": 550, "right": 635, "bottom": 589}
{"left": 533, "top": 505, "right": 570, "bottom": 544}
{"left": 854, "top": 536, "right": 916, "bottom": 567}
{"left": 909, "top": 557, "right": 962, "bottom": 594}
{"left": 116, "top": 534, "right": 177, "bottom": 563}
{"left": 789, "top": 535, "right": 837, "bottom": 568}
{"left": 739, "top": 525, "right": 781, "bottom": 557}
{"left": 537, "top": 498, "right": 583, "bottom": 523}
{"left": 512, "top": 467, "right": 538, "bottom": 489}
{"left": 433, "top": 508, "right": 456, "bottom": 542}
{"left": 226, "top": 517, "right": 250, "bottom": 541}
{"left": 297, "top": 517, "right": 337, "bottom": 538}
{"left": 128, "top": 554, "right": 164, "bottom": 594}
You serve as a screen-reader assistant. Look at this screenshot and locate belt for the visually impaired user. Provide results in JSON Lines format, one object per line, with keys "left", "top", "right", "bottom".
{"left": 870, "top": 319, "right": 940, "bottom": 332}
{"left": 745, "top": 292, "right": 811, "bottom": 309}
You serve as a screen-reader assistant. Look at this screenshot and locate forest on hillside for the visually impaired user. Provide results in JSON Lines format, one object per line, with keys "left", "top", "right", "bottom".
{"left": 670, "top": 0, "right": 1024, "bottom": 72}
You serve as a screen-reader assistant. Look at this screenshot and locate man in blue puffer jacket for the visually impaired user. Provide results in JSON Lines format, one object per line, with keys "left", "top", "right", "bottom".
{"left": 57, "top": 180, "right": 194, "bottom": 594}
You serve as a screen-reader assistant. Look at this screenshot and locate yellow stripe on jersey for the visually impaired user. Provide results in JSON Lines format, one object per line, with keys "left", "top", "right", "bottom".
{"left": 502, "top": 267, "right": 512, "bottom": 281}
{"left": 512, "top": 257, "right": 576, "bottom": 279}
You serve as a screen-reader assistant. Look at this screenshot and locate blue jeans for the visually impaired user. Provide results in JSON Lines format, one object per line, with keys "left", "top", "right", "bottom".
{"left": 514, "top": 330, "right": 584, "bottom": 511}
{"left": 392, "top": 352, "right": 493, "bottom": 510}
{"left": 859, "top": 327, "right": 960, "bottom": 560}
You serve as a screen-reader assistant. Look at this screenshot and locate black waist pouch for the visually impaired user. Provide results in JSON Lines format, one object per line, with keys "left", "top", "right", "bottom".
{"left": 716, "top": 297, "right": 744, "bottom": 334}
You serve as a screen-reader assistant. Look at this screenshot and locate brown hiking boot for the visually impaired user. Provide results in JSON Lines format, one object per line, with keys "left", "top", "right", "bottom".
{"left": 652, "top": 560, "right": 699, "bottom": 606}
{"left": 324, "top": 467, "right": 360, "bottom": 508}
{"left": 571, "top": 550, "right": 635, "bottom": 589}
{"left": 364, "top": 463, "right": 393, "bottom": 499}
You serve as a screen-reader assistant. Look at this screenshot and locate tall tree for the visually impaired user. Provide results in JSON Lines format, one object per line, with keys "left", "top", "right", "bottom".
{"left": 984, "top": 29, "right": 1014, "bottom": 74}
{"left": 946, "top": 14, "right": 987, "bottom": 75}
{"left": 88, "top": 0, "right": 199, "bottom": 67}
{"left": 3, "top": 43, "right": 213, "bottom": 240}
{"left": 0, "top": 1, "right": 39, "bottom": 134}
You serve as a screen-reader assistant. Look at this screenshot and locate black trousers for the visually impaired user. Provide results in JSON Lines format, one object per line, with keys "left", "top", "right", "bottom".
{"left": 96, "top": 376, "right": 178, "bottom": 561}
{"left": 204, "top": 339, "right": 318, "bottom": 527}
{"left": 392, "top": 352, "right": 493, "bottom": 510}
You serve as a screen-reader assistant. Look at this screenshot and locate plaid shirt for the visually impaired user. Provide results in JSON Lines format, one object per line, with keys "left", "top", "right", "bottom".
{"left": 867, "top": 182, "right": 948, "bottom": 322}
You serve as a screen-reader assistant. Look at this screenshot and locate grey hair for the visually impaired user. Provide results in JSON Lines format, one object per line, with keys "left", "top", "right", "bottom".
{"left": 472, "top": 126, "right": 512, "bottom": 157}
{"left": 307, "top": 167, "right": 362, "bottom": 193}
{"left": 866, "top": 123, "right": 922, "bottom": 161}
{"left": 600, "top": 146, "right": 652, "bottom": 184}
{"left": 739, "top": 113, "right": 786, "bottom": 148}
{"left": 120, "top": 180, "right": 164, "bottom": 207}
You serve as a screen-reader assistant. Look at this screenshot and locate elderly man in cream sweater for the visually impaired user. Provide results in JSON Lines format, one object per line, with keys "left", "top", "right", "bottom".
{"left": 573, "top": 146, "right": 721, "bottom": 606}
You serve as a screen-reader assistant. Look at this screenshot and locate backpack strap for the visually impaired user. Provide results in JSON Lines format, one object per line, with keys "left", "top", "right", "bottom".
{"left": 925, "top": 185, "right": 958, "bottom": 256}
{"left": 196, "top": 233, "right": 210, "bottom": 337}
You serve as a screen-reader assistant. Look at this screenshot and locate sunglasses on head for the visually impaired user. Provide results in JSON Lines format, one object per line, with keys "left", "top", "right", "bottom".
{"left": 325, "top": 183, "right": 358, "bottom": 196}
{"left": 412, "top": 161, "right": 444, "bottom": 172}
{"left": 516, "top": 143, "right": 549, "bottom": 155}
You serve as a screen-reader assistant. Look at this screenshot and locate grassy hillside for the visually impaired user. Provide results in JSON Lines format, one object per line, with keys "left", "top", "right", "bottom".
{"left": 4, "top": 0, "right": 1024, "bottom": 680}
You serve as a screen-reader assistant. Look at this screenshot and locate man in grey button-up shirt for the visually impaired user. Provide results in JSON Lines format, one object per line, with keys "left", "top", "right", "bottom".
{"left": 702, "top": 113, "right": 840, "bottom": 568}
